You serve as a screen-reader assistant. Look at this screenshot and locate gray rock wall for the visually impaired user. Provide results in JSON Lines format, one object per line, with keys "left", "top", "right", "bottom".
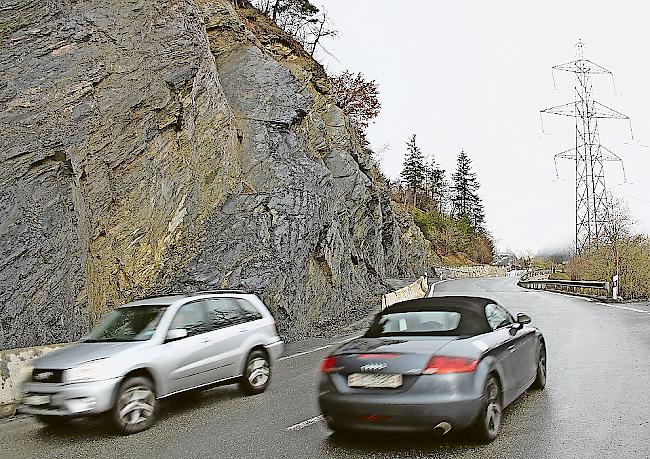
{"left": 0, "top": 0, "right": 437, "bottom": 348}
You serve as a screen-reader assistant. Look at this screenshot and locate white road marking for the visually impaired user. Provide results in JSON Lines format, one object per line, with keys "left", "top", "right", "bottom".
{"left": 277, "top": 345, "right": 332, "bottom": 361}
{"left": 286, "top": 415, "right": 324, "bottom": 431}
{"left": 429, "top": 279, "right": 449, "bottom": 296}
{"left": 596, "top": 303, "right": 650, "bottom": 314}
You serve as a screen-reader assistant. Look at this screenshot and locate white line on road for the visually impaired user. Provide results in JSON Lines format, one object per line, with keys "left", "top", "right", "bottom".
{"left": 596, "top": 303, "right": 650, "bottom": 314}
{"left": 286, "top": 415, "right": 324, "bottom": 431}
{"left": 429, "top": 279, "right": 449, "bottom": 296}
{"left": 277, "top": 345, "right": 332, "bottom": 361}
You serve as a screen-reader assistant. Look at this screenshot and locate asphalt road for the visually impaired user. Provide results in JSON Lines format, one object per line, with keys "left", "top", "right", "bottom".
{"left": 1, "top": 277, "right": 649, "bottom": 458}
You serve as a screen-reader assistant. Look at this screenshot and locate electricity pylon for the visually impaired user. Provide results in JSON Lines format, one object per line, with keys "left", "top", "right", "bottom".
{"left": 541, "top": 41, "right": 632, "bottom": 254}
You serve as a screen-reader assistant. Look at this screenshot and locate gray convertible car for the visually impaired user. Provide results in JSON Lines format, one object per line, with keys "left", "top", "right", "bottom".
{"left": 318, "top": 296, "right": 546, "bottom": 442}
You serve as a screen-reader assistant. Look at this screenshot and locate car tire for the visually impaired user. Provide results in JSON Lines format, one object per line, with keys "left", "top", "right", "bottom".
{"left": 110, "top": 376, "right": 157, "bottom": 435}
{"left": 239, "top": 349, "right": 271, "bottom": 395}
{"left": 531, "top": 341, "right": 547, "bottom": 390}
{"left": 34, "top": 414, "right": 69, "bottom": 427}
{"left": 474, "top": 375, "right": 502, "bottom": 443}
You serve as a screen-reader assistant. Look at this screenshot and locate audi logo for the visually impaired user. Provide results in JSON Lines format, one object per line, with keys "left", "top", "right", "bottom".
{"left": 360, "top": 363, "right": 387, "bottom": 371}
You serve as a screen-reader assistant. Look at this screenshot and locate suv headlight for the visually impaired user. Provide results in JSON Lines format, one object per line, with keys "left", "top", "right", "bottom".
{"left": 65, "top": 359, "right": 108, "bottom": 383}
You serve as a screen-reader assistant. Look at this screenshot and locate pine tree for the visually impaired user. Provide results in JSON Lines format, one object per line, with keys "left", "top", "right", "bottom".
{"left": 400, "top": 134, "right": 425, "bottom": 207}
{"left": 432, "top": 167, "right": 448, "bottom": 214}
{"left": 423, "top": 156, "right": 447, "bottom": 214}
{"left": 451, "top": 149, "right": 485, "bottom": 228}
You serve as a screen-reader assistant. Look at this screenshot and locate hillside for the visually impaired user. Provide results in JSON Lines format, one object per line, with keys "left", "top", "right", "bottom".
{"left": 0, "top": 0, "right": 438, "bottom": 348}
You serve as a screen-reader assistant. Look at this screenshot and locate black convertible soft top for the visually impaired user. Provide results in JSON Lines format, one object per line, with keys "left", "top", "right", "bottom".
{"left": 372, "top": 296, "right": 495, "bottom": 337}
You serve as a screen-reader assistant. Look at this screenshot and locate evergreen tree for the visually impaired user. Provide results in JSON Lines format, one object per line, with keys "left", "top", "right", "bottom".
{"left": 451, "top": 149, "right": 485, "bottom": 228}
{"left": 400, "top": 134, "right": 425, "bottom": 207}
{"left": 432, "top": 167, "right": 448, "bottom": 214}
{"left": 423, "top": 156, "right": 447, "bottom": 214}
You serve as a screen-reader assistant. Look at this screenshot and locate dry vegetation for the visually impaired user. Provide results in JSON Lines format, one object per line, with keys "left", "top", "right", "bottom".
{"left": 566, "top": 236, "right": 650, "bottom": 300}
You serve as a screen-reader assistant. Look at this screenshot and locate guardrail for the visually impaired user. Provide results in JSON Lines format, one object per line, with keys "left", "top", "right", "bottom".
{"left": 381, "top": 276, "right": 429, "bottom": 310}
{"left": 518, "top": 279, "right": 611, "bottom": 298}
{"left": 520, "top": 269, "right": 552, "bottom": 281}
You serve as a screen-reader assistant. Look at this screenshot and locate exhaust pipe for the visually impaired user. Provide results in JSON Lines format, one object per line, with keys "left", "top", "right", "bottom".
{"left": 434, "top": 421, "right": 452, "bottom": 436}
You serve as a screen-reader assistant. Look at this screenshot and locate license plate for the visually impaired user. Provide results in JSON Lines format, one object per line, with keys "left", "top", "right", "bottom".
{"left": 23, "top": 395, "right": 50, "bottom": 406}
{"left": 348, "top": 373, "right": 402, "bottom": 388}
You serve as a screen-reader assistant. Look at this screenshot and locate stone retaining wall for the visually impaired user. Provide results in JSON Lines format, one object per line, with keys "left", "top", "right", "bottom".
{"left": 0, "top": 344, "right": 66, "bottom": 416}
{"left": 381, "top": 276, "right": 429, "bottom": 309}
{"left": 435, "top": 266, "right": 506, "bottom": 279}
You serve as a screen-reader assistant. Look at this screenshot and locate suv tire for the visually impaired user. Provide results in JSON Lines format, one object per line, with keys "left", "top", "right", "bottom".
{"left": 110, "top": 376, "right": 157, "bottom": 435}
{"left": 239, "top": 349, "right": 271, "bottom": 395}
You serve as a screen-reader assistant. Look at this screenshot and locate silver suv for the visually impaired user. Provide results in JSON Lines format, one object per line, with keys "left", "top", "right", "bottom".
{"left": 18, "top": 291, "right": 283, "bottom": 434}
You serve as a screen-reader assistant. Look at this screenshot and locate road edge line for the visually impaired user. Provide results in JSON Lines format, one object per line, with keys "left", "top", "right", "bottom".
{"left": 277, "top": 345, "right": 332, "bottom": 361}
{"left": 286, "top": 415, "right": 324, "bottom": 431}
{"left": 428, "top": 279, "right": 449, "bottom": 296}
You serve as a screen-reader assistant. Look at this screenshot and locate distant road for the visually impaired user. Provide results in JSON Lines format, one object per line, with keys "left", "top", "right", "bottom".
{"left": 1, "top": 277, "right": 649, "bottom": 458}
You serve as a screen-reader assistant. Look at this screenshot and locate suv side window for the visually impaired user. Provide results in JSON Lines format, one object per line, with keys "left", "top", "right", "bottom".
{"left": 205, "top": 298, "right": 247, "bottom": 331}
{"left": 169, "top": 301, "right": 208, "bottom": 337}
{"left": 236, "top": 299, "right": 263, "bottom": 322}
{"left": 485, "top": 303, "right": 512, "bottom": 330}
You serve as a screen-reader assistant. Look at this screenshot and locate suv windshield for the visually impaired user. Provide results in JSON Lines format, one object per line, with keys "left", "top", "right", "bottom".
{"left": 84, "top": 305, "right": 168, "bottom": 342}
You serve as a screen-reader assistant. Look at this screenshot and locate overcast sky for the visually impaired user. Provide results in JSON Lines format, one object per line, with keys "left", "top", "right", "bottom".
{"left": 314, "top": 0, "right": 650, "bottom": 255}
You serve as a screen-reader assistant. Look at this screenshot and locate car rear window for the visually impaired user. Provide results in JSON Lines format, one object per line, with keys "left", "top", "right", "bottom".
{"left": 364, "top": 308, "right": 488, "bottom": 337}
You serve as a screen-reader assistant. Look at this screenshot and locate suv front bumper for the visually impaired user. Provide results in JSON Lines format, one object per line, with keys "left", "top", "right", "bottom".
{"left": 18, "top": 378, "right": 121, "bottom": 417}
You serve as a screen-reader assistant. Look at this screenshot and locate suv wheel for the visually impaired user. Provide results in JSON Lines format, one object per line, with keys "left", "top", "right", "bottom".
{"left": 239, "top": 349, "right": 270, "bottom": 395}
{"left": 111, "top": 376, "right": 157, "bottom": 435}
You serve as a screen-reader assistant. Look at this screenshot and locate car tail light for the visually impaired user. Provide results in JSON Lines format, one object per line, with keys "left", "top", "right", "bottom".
{"left": 423, "top": 356, "right": 479, "bottom": 374}
{"left": 320, "top": 356, "right": 338, "bottom": 373}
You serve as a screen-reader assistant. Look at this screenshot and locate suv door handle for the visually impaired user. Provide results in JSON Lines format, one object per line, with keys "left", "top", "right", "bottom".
{"left": 201, "top": 338, "right": 212, "bottom": 343}
{"left": 239, "top": 328, "right": 249, "bottom": 333}
{"left": 508, "top": 345, "right": 516, "bottom": 353}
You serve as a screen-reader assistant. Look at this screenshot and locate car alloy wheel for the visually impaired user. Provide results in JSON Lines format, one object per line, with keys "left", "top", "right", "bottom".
{"left": 532, "top": 342, "right": 547, "bottom": 389}
{"left": 119, "top": 386, "right": 155, "bottom": 425}
{"left": 247, "top": 357, "right": 270, "bottom": 388}
{"left": 111, "top": 376, "right": 157, "bottom": 434}
{"left": 240, "top": 350, "right": 271, "bottom": 395}
{"left": 475, "top": 376, "right": 502, "bottom": 442}
{"left": 484, "top": 380, "right": 501, "bottom": 437}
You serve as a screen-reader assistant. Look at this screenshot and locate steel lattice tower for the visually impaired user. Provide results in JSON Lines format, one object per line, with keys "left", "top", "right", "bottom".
{"left": 541, "top": 41, "right": 632, "bottom": 254}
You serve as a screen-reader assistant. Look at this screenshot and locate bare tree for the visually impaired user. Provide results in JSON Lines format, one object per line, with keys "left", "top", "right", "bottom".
{"left": 330, "top": 71, "right": 381, "bottom": 129}
{"left": 603, "top": 194, "right": 632, "bottom": 245}
{"left": 250, "top": 0, "right": 337, "bottom": 56}
{"left": 306, "top": 12, "right": 337, "bottom": 56}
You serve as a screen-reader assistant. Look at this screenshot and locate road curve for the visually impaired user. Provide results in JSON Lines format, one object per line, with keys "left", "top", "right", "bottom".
{"left": 0, "top": 277, "right": 648, "bottom": 458}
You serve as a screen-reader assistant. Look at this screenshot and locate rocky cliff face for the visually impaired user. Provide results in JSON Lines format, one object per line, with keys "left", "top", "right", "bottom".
{"left": 0, "top": 0, "right": 437, "bottom": 349}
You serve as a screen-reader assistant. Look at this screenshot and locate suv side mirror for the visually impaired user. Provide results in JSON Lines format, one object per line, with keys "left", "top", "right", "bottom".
{"left": 516, "top": 313, "right": 531, "bottom": 325}
{"left": 165, "top": 328, "right": 188, "bottom": 342}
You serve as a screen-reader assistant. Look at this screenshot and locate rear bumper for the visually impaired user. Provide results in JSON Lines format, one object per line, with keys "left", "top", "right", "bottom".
{"left": 265, "top": 340, "right": 284, "bottom": 362}
{"left": 318, "top": 396, "right": 482, "bottom": 432}
{"left": 318, "top": 373, "right": 484, "bottom": 432}
{"left": 319, "top": 395, "right": 482, "bottom": 432}
{"left": 17, "top": 378, "right": 120, "bottom": 417}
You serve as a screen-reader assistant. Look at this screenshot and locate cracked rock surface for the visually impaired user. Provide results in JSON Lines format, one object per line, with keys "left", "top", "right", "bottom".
{"left": 0, "top": 0, "right": 437, "bottom": 348}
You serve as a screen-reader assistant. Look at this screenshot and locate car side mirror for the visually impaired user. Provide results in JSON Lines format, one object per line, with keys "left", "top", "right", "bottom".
{"left": 165, "top": 328, "right": 188, "bottom": 342}
{"left": 516, "top": 313, "right": 531, "bottom": 325}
